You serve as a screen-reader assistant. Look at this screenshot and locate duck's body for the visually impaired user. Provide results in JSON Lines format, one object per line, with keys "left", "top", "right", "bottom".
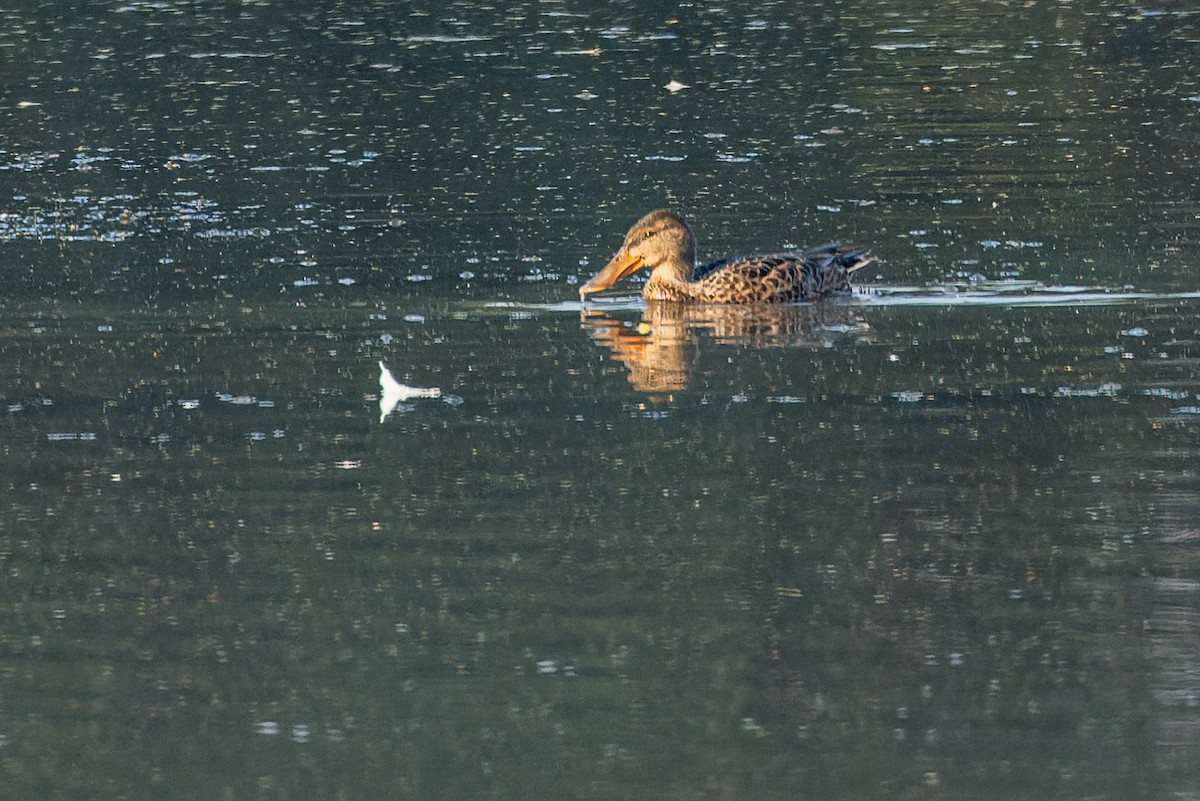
{"left": 579, "top": 209, "right": 872, "bottom": 304}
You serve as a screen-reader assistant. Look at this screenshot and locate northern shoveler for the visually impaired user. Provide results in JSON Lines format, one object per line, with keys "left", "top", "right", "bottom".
{"left": 578, "top": 209, "right": 873, "bottom": 304}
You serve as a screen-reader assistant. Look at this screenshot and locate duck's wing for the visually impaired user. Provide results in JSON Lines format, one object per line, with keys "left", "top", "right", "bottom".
{"left": 693, "top": 254, "right": 797, "bottom": 280}
{"left": 685, "top": 255, "right": 816, "bottom": 303}
{"left": 682, "top": 242, "right": 873, "bottom": 303}
{"left": 692, "top": 255, "right": 737, "bottom": 282}
{"left": 695, "top": 243, "right": 872, "bottom": 279}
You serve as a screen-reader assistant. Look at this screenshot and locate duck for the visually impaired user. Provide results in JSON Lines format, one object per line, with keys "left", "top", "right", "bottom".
{"left": 578, "top": 209, "right": 873, "bottom": 304}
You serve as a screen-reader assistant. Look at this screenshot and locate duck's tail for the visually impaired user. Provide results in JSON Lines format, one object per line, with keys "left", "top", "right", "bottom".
{"left": 804, "top": 242, "right": 875, "bottom": 274}
{"left": 842, "top": 248, "right": 874, "bottom": 274}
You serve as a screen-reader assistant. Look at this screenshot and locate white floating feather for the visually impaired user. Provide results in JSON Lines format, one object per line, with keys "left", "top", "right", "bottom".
{"left": 379, "top": 361, "right": 441, "bottom": 422}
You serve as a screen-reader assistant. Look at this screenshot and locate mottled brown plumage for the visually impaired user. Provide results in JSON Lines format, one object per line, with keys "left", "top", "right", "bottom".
{"left": 579, "top": 209, "right": 873, "bottom": 304}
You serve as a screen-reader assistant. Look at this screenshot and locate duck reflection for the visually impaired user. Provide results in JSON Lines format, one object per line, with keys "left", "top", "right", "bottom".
{"left": 581, "top": 301, "right": 867, "bottom": 394}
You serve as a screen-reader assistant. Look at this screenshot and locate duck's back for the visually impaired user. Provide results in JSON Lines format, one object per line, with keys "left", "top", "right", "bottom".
{"left": 680, "top": 243, "right": 871, "bottom": 304}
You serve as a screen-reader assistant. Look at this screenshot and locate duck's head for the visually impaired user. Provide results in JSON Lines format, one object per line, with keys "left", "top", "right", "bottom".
{"left": 579, "top": 209, "right": 696, "bottom": 297}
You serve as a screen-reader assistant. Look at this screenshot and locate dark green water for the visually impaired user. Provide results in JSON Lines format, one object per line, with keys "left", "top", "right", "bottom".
{"left": 2, "top": 2, "right": 1199, "bottom": 799}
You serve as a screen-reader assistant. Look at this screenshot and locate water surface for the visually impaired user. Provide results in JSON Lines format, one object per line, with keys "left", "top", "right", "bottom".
{"left": 2, "top": 2, "right": 1199, "bottom": 799}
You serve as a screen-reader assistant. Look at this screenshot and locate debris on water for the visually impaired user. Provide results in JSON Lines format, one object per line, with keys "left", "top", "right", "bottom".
{"left": 46, "top": 432, "right": 97, "bottom": 442}
{"left": 217, "top": 393, "right": 263, "bottom": 405}
{"left": 254, "top": 721, "right": 279, "bottom": 736}
{"left": 871, "top": 42, "right": 935, "bottom": 51}
{"left": 822, "top": 322, "right": 870, "bottom": 334}
{"left": 716, "top": 152, "right": 756, "bottom": 163}
{"left": 1054, "top": 383, "right": 1121, "bottom": 398}
{"left": 378, "top": 361, "right": 442, "bottom": 422}
{"left": 1141, "top": 388, "right": 1188, "bottom": 400}
{"left": 1119, "top": 327, "right": 1149, "bottom": 337}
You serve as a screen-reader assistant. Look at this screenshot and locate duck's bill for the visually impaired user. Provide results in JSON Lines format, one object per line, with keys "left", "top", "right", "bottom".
{"left": 579, "top": 250, "right": 645, "bottom": 297}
